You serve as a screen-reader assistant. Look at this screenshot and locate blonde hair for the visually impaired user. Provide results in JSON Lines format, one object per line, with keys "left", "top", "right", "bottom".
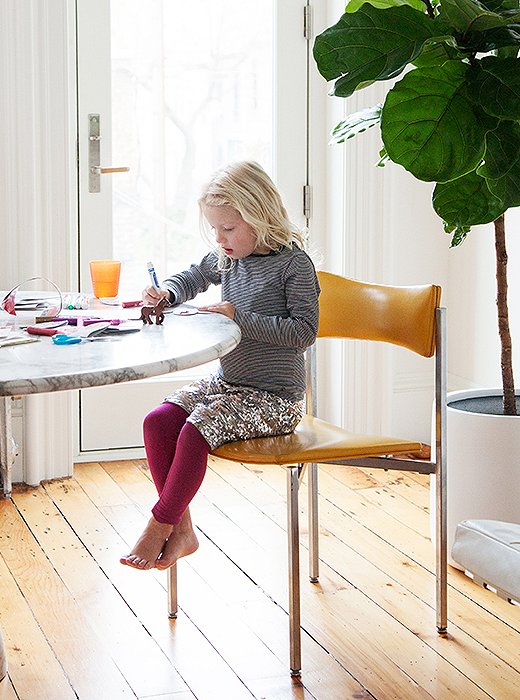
{"left": 198, "top": 161, "right": 306, "bottom": 268}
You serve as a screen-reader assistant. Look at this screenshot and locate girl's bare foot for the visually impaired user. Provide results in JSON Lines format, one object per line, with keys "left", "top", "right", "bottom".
{"left": 155, "top": 508, "right": 199, "bottom": 570}
{"left": 120, "top": 517, "right": 173, "bottom": 570}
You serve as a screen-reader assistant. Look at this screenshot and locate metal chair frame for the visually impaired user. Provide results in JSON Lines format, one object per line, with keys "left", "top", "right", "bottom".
{"left": 167, "top": 284, "right": 447, "bottom": 678}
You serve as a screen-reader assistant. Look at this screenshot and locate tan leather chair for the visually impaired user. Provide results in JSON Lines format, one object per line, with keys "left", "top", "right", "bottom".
{"left": 167, "top": 271, "right": 447, "bottom": 677}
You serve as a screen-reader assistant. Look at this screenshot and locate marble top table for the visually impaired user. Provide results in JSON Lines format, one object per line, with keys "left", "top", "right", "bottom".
{"left": 0, "top": 302, "right": 241, "bottom": 495}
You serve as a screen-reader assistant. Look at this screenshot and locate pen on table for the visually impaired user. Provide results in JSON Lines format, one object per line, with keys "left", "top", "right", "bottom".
{"left": 147, "top": 261, "right": 161, "bottom": 292}
{"left": 53, "top": 316, "right": 123, "bottom": 326}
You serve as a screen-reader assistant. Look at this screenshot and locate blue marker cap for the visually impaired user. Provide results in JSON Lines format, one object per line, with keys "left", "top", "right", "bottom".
{"left": 147, "top": 261, "right": 161, "bottom": 291}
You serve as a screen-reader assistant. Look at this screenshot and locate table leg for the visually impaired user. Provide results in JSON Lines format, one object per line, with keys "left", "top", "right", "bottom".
{"left": 0, "top": 397, "right": 17, "bottom": 498}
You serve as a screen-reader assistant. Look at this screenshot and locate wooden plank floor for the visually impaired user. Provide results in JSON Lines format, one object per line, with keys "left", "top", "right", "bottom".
{"left": 0, "top": 456, "right": 519, "bottom": 700}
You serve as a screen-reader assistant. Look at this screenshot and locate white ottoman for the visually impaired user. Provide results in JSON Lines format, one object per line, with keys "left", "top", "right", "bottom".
{"left": 451, "top": 519, "right": 520, "bottom": 605}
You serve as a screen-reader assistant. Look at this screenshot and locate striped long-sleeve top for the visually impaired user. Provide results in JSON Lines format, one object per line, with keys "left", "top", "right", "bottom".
{"left": 162, "top": 245, "right": 320, "bottom": 400}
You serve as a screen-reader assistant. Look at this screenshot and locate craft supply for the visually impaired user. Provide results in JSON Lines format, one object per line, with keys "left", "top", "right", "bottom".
{"left": 172, "top": 307, "right": 202, "bottom": 316}
{"left": 64, "top": 293, "right": 89, "bottom": 310}
{"left": 54, "top": 316, "right": 122, "bottom": 326}
{"left": 35, "top": 315, "right": 61, "bottom": 324}
{"left": 51, "top": 322, "right": 110, "bottom": 345}
{"left": 1, "top": 277, "right": 63, "bottom": 319}
{"left": 52, "top": 334, "right": 82, "bottom": 345}
{"left": 74, "top": 322, "right": 111, "bottom": 337}
{"left": 0, "top": 336, "right": 39, "bottom": 348}
{"left": 94, "top": 324, "right": 141, "bottom": 335}
{"left": 75, "top": 294, "right": 89, "bottom": 310}
{"left": 27, "top": 326, "right": 62, "bottom": 337}
{"left": 122, "top": 300, "right": 143, "bottom": 308}
{"left": 147, "top": 261, "right": 161, "bottom": 291}
{"left": 29, "top": 320, "right": 68, "bottom": 330}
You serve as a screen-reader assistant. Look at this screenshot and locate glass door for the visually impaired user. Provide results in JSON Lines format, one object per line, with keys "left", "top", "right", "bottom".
{"left": 77, "top": 0, "right": 309, "bottom": 456}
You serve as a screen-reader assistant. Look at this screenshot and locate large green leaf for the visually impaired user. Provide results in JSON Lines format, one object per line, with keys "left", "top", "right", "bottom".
{"left": 412, "top": 38, "right": 463, "bottom": 67}
{"left": 468, "top": 56, "right": 520, "bottom": 119}
{"left": 480, "top": 0, "right": 520, "bottom": 11}
{"left": 477, "top": 120, "right": 520, "bottom": 178}
{"left": 484, "top": 140, "right": 520, "bottom": 207}
{"left": 381, "top": 62, "right": 487, "bottom": 182}
{"left": 313, "top": 4, "right": 439, "bottom": 98}
{"left": 501, "top": 8, "right": 520, "bottom": 20}
{"left": 432, "top": 170, "right": 506, "bottom": 227}
{"left": 467, "top": 25, "right": 520, "bottom": 51}
{"left": 439, "top": 0, "right": 518, "bottom": 32}
{"left": 331, "top": 105, "right": 382, "bottom": 144}
{"left": 345, "top": 0, "right": 425, "bottom": 12}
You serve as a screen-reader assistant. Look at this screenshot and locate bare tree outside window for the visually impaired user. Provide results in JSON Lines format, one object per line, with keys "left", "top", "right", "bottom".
{"left": 110, "top": 0, "right": 273, "bottom": 296}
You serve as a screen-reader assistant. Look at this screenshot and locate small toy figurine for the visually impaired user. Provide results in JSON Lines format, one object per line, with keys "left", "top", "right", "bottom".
{"left": 139, "top": 297, "right": 168, "bottom": 325}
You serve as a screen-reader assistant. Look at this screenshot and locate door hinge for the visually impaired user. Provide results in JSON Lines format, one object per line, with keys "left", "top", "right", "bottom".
{"left": 303, "top": 184, "right": 312, "bottom": 219}
{"left": 304, "top": 4, "right": 312, "bottom": 41}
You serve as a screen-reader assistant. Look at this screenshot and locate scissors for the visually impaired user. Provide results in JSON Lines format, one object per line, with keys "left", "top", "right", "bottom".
{"left": 52, "top": 333, "right": 82, "bottom": 345}
{"left": 52, "top": 333, "right": 113, "bottom": 345}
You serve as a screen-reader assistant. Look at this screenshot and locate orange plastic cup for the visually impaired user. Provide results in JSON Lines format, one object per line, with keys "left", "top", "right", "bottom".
{"left": 89, "top": 260, "right": 121, "bottom": 298}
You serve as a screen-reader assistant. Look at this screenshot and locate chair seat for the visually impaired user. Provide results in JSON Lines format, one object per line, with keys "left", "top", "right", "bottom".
{"left": 212, "top": 414, "right": 421, "bottom": 465}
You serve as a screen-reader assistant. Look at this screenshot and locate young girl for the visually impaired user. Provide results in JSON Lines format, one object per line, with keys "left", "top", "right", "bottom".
{"left": 120, "top": 161, "right": 320, "bottom": 571}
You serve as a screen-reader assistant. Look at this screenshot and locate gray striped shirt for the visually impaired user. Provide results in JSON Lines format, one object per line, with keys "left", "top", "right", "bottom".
{"left": 162, "top": 246, "right": 320, "bottom": 400}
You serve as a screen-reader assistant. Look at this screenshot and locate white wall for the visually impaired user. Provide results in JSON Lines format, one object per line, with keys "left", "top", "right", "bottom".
{"left": 316, "top": 2, "right": 450, "bottom": 442}
{"left": 0, "top": 0, "right": 77, "bottom": 484}
{"left": 447, "top": 209, "right": 520, "bottom": 391}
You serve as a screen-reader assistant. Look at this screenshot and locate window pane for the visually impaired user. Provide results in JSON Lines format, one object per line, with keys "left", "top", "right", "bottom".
{"left": 110, "top": 0, "right": 274, "bottom": 296}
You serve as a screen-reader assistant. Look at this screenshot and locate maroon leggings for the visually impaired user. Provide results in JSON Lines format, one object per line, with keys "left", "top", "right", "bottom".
{"left": 143, "top": 402, "right": 210, "bottom": 525}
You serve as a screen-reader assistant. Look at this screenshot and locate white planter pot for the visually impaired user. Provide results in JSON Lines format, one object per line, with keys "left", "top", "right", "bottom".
{"left": 432, "top": 388, "right": 520, "bottom": 569}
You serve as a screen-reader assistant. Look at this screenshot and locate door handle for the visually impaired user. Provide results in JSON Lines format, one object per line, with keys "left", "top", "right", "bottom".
{"left": 88, "top": 114, "right": 129, "bottom": 192}
{"left": 90, "top": 166, "right": 130, "bottom": 175}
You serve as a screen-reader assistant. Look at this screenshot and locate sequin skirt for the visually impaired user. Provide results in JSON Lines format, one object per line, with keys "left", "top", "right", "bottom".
{"left": 164, "top": 374, "right": 304, "bottom": 450}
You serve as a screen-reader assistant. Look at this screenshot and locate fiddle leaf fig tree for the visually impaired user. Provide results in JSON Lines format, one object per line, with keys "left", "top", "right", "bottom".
{"left": 314, "top": 0, "right": 520, "bottom": 415}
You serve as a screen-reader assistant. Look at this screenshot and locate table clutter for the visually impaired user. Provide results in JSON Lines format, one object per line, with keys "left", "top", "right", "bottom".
{"left": 1, "top": 307, "right": 142, "bottom": 346}
{"left": 0, "top": 280, "right": 147, "bottom": 347}
{"left": 0, "top": 288, "right": 241, "bottom": 498}
{"left": 0, "top": 277, "right": 215, "bottom": 350}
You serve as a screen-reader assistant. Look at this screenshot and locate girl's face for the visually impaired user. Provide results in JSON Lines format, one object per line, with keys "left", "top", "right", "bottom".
{"left": 203, "top": 205, "right": 269, "bottom": 259}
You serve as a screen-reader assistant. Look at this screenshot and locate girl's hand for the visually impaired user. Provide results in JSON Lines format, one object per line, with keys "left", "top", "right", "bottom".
{"left": 198, "top": 301, "right": 235, "bottom": 319}
{"left": 143, "top": 286, "right": 170, "bottom": 307}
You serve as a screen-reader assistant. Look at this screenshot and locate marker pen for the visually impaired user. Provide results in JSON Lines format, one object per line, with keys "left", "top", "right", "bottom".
{"left": 147, "top": 261, "right": 161, "bottom": 291}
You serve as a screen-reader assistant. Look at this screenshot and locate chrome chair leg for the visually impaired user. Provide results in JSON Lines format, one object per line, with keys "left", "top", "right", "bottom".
{"left": 308, "top": 462, "right": 319, "bottom": 583}
{"left": 436, "top": 465, "right": 447, "bottom": 633}
{"left": 435, "top": 306, "right": 448, "bottom": 633}
{"left": 435, "top": 449, "right": 448, "bottom": 632}
{"left": 168, "top": 563, "right": 178, "bottom": 619}
{"left": 287, "top": 466, "right": 302, "bottom": 676}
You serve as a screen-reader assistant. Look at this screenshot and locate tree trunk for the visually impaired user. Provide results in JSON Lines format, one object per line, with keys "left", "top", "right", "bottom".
{"left": 494, "top": 214, "right": 517, "bottom": 415}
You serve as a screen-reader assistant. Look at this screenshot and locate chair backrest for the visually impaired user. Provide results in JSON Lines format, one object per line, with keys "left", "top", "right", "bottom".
{"left": 317, "top": 271, "right": 441, "bottom": 358}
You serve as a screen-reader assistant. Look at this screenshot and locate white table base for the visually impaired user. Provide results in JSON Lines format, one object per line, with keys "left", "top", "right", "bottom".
{"left": 0, "top": 398, "right": 16, "bottom": 497}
